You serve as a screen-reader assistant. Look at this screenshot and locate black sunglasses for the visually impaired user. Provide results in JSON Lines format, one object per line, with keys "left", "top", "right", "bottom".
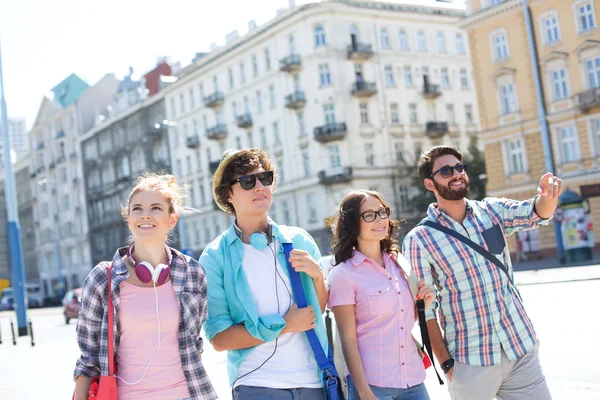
{"left": 360, "top": 207, "right": 391, "bottom": 223}
{"left": 430, "top": 163, "right": 468, "bottom": 179}
{"left": 228, "top": 171, "right": 274, "bottom": 190}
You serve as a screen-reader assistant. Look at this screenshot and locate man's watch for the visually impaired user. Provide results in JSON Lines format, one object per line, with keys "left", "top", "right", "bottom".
{"left": 441, "top": 358, "right": 455, "bottom": 374}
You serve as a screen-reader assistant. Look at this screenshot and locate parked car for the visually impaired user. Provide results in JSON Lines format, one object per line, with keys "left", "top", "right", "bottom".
{"left": 0, "top": 284, "right": 44, "bottom": 310}
{"left": 62, "top": 288, "right": 82, "bottom": 324}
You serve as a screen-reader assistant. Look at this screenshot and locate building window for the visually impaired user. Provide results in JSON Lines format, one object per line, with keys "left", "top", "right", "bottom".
{"left": 436, "top": 32, "right": 446, "bottom": 53}
{"left": 213, "top": 75, "right": 219, "bottom": 91}
{"left": 417, "top": 31, "right": 426, "bottom": 52}
{"left": 260, "top": 127, "right": 267, "bottom": 149}
{"left": 404, "top": 66, "right": 413, "bottom": 87}
{"left": 302, "top": 151, "right": 310, "bottom": 177}
{"left": 441, "top": 67, "right": 450, "bottom": 88}
{"left": 384, "top": 65, "right": 395, "bottom": 86}
{"left": 179, "top": 93, "right": 185, "bottom": 114}
{"left": 456, "top": 33, "right": 465, "bottom": 54}
{"left": 328, "top": 145, "right": 341, "bottom": 168}
{"left": 398, "top": 185, "right": 409, "bottom": 210}
{"left": 501, "top": 84, "right": 517, "bottom": 114}
{"left": 252, "top": 55, "right": 259, "bottom": 77}
{"left": 460, "top": 69, "right": 469, "bottom": 88}
{"left": 298, "top": 112, "right": 306, "bottom": 136}
{"left": 380, "top": 28, "right": 390, "bottom": 49}
{"left": 256, "top": 91, "right": 263, "bottom": 113}
{"left": 235, "top": 136, "right": 242, "bottom": 150}
{"left": 365, "top": 143, "right": 374, "bottom": 166}
{"left": 560, "top": 126, "right": 580, "bottom": 162}
{"left": 269, "top": 85, "right": 276, "bottom": 108}
{"left": 240, "top": 62, "right": 246, "bottom": 84}
{"left": 492, "top": 30, "right": 509, "bottom": 61}
{"left": 190, "top": 88, "right": 196, "bottom": 109}
{"left": 399, "top": 29, "right": 408, "bottom": 50}
{"left": 273, "top": 121, "right": 281, "bottom": 145}
{"left": 542, "top": 14, "right": 561, "bottom": 44}
{"left": 552, "top": 69, "right": 569, "bottom": 100}
{"left": 359, "top": 103, "right": 369, "bottom": 124}
{"left": 506, "top": 139, "right": 526, "bottom": 174}
{"left": 323, "top": 104, "right": 336, "bottom": 125}
{"left": 409, "top": 103, "right": 418, "bottom": 124}
{"left": 232, "top": 101, "right": 238, "bottom": 119}
{"left": 62, "top": 167, "right": 68, "bottom": 183}
{"left": 577, "top": 2, "right": 596, "bottom": 32}
{"left": 394, "top": 142, "right": 404, "bottom": 162}
{"left": 390, "top": 103, "right": 400, "bottom": 124}
{"left": 264, "top": 48, "right": 271, "bottom": 71}
{"left": 587, "top": 57, "right": 600, "bottom": 88}
{"left": 319, "top": 63, "right": 332, "bottom": 86}
{"left": 283, "top": 200, "right": 291, "bottom": 225}
{"left": 228, "top": 68, "right": 234, "bottom": 89}
{"left": 446, "top": 104, "right": 455, "bottom": 125}
{"left": 307, "top": 194, "right": 317, "bottom": 223}
{"left": 315, "top": 25, "right": 327, "bottom": 47}
{"left": 595, "top": 120, "right": 600, "bottom": 153}
{"left": 199, "top": 83, "right": 205, "bottom": 98}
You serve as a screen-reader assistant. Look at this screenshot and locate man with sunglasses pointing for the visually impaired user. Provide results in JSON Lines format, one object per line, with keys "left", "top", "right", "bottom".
{"left": 200, "top": 149, "right": 330, "bottom": 399}
{"left": 402, "top": 146, "right": 560, "bottom": 400}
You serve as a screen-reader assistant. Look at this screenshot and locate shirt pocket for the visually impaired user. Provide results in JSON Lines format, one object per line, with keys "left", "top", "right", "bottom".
{"left": 482, "top": 224, "right": 506, "bottom": 255}
{"left": 362, "top": 285, "right": 397, "bottom": 315}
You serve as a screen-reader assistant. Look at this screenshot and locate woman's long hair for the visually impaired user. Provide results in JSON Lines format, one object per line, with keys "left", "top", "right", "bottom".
{"left": 331, "top": 190, "right": 400, "bottom": 265}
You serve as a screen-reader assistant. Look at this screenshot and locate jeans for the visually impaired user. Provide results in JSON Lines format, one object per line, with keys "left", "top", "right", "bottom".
{"left": 347, "top": 376, "right": 430, "bottom": 400}
{"left": 233, "top": 385, "right": 326, "bottom": 400}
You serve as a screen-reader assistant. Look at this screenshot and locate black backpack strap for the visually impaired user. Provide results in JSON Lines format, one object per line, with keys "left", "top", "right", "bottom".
{"left": 417, "top": 299, "right": 444, "bottom": 385}
{"left": 419, "top": 220, "right": 521, "bottom": 300}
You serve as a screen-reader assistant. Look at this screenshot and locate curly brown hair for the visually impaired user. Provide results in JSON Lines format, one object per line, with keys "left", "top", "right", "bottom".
{"left": 417, "top": 145, "right": 463, "bottom": 181}
{"left": 213, "top": 149, "right": 277, "bottom": 215}
{"left": 331, "top": 190, "right": 400, "bottom": 265}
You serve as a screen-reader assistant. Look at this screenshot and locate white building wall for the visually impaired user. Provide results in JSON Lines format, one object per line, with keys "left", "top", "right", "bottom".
{"left": 164, "top": 1, "right": 479, "bottom": 254}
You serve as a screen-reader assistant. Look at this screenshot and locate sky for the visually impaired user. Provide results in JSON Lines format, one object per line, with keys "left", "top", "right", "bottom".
{"left": 0, "top": 0, "right": 464, "bottom": 130}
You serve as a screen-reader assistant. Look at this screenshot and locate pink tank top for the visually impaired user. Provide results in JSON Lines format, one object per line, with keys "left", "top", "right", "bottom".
{"left": 116, "top": 280, "right": 191, "bottom": 400}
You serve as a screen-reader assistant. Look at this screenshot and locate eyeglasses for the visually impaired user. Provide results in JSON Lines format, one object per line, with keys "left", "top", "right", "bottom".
{"left": 360, "top": 207, "right": 391, "bottom": 223}
{"left": 430, "top": 163, "right": 468, "bottom": 179}
{"left": 228, "top": 171, "right": 274, "bottom": 190}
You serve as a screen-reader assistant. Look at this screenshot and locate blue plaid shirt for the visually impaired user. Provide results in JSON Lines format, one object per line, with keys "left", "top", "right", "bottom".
{"left": 74, "top": 247, "right": 217, "bottom": 400}
{"left": 402, "top": 197, "right": 551, "bottom": 366}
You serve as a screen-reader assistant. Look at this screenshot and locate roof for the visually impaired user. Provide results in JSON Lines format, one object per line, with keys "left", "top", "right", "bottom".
{"left": 49, "top": 73, "right": 90, "bottom": 108}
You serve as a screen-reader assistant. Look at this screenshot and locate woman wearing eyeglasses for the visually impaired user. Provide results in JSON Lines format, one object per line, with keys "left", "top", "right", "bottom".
{"left": 328, "top": 190, "right": 435, "bottom": 400}
{"left": 200, "top": 148, "right": 331, "bottom": 399}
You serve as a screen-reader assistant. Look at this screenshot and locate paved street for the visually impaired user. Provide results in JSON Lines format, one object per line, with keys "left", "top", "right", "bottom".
{"left": 1, "top": 265, "right": 599, "bottom": 400}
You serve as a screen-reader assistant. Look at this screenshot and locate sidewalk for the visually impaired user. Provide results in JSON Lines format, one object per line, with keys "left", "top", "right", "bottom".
{"left": 513, "top": 250, "right": 600, "bottom": 286}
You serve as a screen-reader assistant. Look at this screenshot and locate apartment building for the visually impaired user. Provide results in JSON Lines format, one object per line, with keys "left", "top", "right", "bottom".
{"left": 164, "top": 0, "right": 479, "bottom": 255}
{"left": 461, "top": 0, "right": 600, "bottom": 254}
{"left": 29, "top": 73, "right": 118, "bottom": 299}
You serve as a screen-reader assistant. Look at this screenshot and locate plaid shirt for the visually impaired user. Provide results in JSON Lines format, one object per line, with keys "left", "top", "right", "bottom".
{"left": 402, "top": 197, "right": 550, "bottom": 367}
{"left": 74, "top": 247, "right": 217, "bottom": 400}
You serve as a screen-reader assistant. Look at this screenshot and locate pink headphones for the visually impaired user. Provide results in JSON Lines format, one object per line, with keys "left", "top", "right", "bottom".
{"left": 127, "top": 244, "right": 172, "bottom": 285}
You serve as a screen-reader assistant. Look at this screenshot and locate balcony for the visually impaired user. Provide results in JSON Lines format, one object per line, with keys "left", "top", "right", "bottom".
{"left": 70, "top": 151, "right": 78, "bottom": 161}
{"left": 75, "top": 206, "right": 82, "bottom": 214}
{"left": 209, "top": 160, "right": 221, "bottom": 173}
{"left": 30, "top": 171, "right": 37, "bottom": 179}
{"left": 577, "top": 88, "right": 600, "bottom": 112}
{"left": 313, "top": 123, "right": 348, "bottom": 143}
{"left": 36, "top": 142, "right": 45, "bottom": 150}
{"left": 285, "top": 91, "right": 306, "bottom": 110}
{"left": 206, "top": 124, "right": 228, "bottom": 140}
{"left": 236, "top": 113, "right": 253, "bottom": 129}
{"left": 49, "top": 161, "right": 56, "bottom": 170}
{"left": 422, "top": 84, "right": 441, "bottom": 100}
{"left": 37, "top": 166, "right": 46, "bottom": 174}
{"left": 318, "top": 166, "right": 353, "bottom": 185}
{"left": 425, "top": 122, "right": 449, "bottom": 139}
{"left": 204, "top": 91, "right": 225, "bottom": 108}
{"left": 279, "top": 54, "right": 301, "bottom": 72}
{"left": 351, "top": 81, "right": 377, "bottom": 98}
{"left": 186, "top": 135, "right": 200, "bottom": 149}
{"left": 347, "top": 43, "right": 374, "bottom": 60}
{"left": 73, "top": 177, "right": 80, "bottom": 186}
{"left": 56, "top": 155, "right": 66, "bottom": 164}
{"left": 55, "top": 130, "right": 65, "bottom": 139}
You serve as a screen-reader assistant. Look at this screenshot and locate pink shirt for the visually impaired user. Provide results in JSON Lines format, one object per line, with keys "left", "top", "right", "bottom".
{"left": 327, "top": 251, "right": 426, "bottom": 389}
{"left": 116, "top": 280, "right": 191, "bottom": 400}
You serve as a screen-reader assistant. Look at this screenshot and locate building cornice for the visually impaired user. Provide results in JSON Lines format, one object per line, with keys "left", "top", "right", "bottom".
{"left": 458, "top": 0, "right": 521, "bottom": 30}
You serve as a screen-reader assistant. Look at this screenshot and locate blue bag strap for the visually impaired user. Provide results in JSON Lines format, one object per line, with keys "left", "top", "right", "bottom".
{"left": 282, "top": 242, "right": 333, "bottom": 372}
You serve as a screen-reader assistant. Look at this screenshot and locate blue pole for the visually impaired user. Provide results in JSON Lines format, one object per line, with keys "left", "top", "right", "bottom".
{"left": 0, "top": 37, "right": 29, "bottom": 335}
{"left": 522, "top": 0, "right": 566, "bottom": 263}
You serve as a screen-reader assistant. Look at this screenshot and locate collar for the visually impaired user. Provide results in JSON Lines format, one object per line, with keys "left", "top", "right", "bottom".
{"left": 347, "top": 250, "right": 392, "bottom": 267}
{"left": 226, "top": 218, "right": 292, "bottom": 246}
{"left": 426, "top": 198, "right": 474, "bottom": 221}
{"left": 113, "top": 245, "right": 179, "bottom": 274}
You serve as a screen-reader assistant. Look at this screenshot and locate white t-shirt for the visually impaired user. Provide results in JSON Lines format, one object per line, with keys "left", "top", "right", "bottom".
{"left": 235, "top": 242, "right": 321, "bottom": 389}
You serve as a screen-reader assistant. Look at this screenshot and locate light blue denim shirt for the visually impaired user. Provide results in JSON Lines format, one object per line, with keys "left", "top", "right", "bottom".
{"left": 200, "top": 221, "right": 328, "bottom": 385}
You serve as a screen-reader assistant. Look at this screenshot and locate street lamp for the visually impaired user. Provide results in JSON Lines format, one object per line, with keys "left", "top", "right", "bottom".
{"left": 37, "top": 178, "right": 65, "bottom": 300}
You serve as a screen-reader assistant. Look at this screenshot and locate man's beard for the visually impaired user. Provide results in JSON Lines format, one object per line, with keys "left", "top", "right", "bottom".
{"left": 433, "top": 177, "right": 470, "bottom": 201}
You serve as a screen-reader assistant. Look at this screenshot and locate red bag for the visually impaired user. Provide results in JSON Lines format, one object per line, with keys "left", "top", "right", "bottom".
{"left": 74, "top": 265, "right": 118, "bottom": 400}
